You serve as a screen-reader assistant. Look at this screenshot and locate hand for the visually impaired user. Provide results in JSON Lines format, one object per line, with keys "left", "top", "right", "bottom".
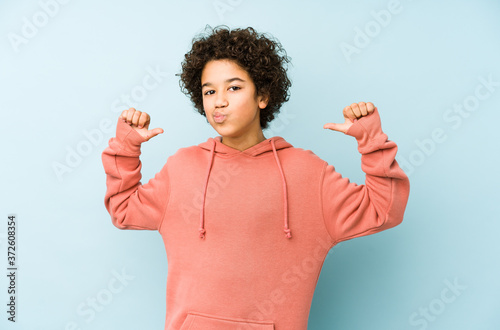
{"left": 323, "top": 102, "right": 377, "bottom": 134}
{"left": 120, "top": 108, "right": 164, "bottom": 141}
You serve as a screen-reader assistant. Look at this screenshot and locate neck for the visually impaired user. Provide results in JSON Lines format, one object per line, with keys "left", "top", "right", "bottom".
{"left": 221, "top": 131, "right": 266, "bottom": 151}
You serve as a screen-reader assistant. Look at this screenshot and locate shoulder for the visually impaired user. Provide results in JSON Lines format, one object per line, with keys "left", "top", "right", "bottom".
{"left": 163, "top": 145, "right": 207, "bottom": 169}
{"left": 280, "top": 146, "right": 327, "bottom": 167}
{"left": 166, "top": 145, "right": 198, "bottom": 161}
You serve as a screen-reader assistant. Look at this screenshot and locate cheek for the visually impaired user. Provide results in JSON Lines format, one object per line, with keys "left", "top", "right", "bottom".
{"left": 202, "top": 98, "right": 212, "bottom": 114}
{"left": 232, "top": 96, "right": 253, "bottom": 111}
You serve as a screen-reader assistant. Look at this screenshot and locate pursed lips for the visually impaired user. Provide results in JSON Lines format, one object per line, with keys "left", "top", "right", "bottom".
{"left": 214, "top": 111, "right": 226, "bottom": 123}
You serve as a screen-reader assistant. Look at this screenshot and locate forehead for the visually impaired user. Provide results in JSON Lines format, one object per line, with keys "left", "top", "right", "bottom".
{"left": 201, "top": 59, "right": 250, "bottom": 83}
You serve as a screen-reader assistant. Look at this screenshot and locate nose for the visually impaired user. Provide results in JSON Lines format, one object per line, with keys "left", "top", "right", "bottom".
{"left": 215, "top": 92, "right": 228, "bottom": 108}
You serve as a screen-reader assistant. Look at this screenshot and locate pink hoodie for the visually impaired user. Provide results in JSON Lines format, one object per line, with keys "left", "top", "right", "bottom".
{"left": 101, "top": 108, "right": 410, "bottom": 330}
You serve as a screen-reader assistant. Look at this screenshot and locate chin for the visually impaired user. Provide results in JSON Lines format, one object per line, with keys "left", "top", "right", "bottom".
{"left": 211, "top": 124, "right": 229, "bottom": 136}
{"left": 216, "top": 129, "right": 234, "bottom": 138}
{"left": 216, "top": 127, "right": 240, "bottom": 139}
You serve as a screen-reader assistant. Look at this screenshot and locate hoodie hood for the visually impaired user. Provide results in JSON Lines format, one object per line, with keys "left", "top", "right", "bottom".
{"left": 196, "top": 135, "right": 294, "bottom": 240}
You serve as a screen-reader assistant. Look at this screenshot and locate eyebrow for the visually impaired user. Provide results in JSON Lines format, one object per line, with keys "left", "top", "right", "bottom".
{"left": 201, "top": 77, "right": 246, "bottom": 88}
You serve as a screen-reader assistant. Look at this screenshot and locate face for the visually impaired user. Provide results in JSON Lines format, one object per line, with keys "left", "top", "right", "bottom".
{"left": 201, "top": 59, "right": 268, "bottom": 140}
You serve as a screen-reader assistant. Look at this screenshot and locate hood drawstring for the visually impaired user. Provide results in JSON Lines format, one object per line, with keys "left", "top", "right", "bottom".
{"left": 271, "top": 138, "right": 292, "bottom": 239}
{"left": 198, "top": 138, "right": 291, "bottom": 240}
{"left": 198, "top": 139, "right": 216, "bottom": 239}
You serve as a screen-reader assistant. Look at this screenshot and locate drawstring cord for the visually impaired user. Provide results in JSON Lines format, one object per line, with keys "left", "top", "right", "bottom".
{"left": 271, "top": 139, "right": 291, "bottom": 239}
{"left": 198, "top": 138, "right": 291, "bottom": 239}
{"left": 199, "top": 139, "right": 216, "bottom": 239}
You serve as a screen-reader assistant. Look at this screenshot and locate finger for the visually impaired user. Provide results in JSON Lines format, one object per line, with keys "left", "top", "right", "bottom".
{"left": 150, "top": 127, "right": 164, "bottom": 137}
{"left": 132, "top": 110, "right": 142, "bottom": 126}
{"left": 350, "top": 103, "right": 361, "bottom": 118}
{"left": 138, "top": 112, "right": 149, "bottom": 129}
{"left": 344, "top": 106, "right": 357, "bottom": 122}
{"left": 121, "top": 110, "right": 129, "bottom": 120}
{"left": 323, "top": 121, "right": 350, "bottom": 134}
{"left": 366, "top": 102, "right": 375, "bottom": 113}
{"left": 323, "top": 122, "right": 342, "bottom": 131}
{"left": 145, "top": 128, "right": 164, "bottom": 141}
{"left": 126, "top": 108, "right": 136, "bottom": 124}
{"left": 358, "top": 102, "right": 368, "bottom": 116}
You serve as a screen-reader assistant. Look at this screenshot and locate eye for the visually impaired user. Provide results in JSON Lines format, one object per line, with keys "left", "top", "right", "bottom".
{"left": 229, "top": 86, "right": 241, "bottom": 91}
{"left": 203, "top": 90, "right": 214, "bottom": 96}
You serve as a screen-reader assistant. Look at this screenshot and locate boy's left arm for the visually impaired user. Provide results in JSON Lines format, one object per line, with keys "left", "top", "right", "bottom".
{"left": 321, "top": 106, "right": 410, "bottom": 244}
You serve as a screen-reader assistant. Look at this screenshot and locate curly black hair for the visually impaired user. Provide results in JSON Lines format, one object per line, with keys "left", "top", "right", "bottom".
{"left": 176, "top": 25, "right": 292, "bottom": 130}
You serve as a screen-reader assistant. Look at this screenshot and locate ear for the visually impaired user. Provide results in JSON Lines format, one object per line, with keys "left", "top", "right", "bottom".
{"left": 258, "top": 91, "right": 270, "bottom": 109}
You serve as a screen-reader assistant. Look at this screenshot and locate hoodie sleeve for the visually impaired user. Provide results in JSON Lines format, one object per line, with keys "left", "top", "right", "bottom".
{"left": 321, "top": 108, "right": 410, "bottom": 244}
{"left": 101, "top": 117, "right": 170, "bottom": 231}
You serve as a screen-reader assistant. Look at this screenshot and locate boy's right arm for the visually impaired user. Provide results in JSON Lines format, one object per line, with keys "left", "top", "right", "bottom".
{"left": 101, "top": 116, "right": 170, "bottom": 231}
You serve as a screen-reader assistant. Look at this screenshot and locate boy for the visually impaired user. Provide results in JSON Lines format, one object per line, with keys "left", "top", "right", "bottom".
{"left": 102, "top": 25, "right": 410, "bottom": 330}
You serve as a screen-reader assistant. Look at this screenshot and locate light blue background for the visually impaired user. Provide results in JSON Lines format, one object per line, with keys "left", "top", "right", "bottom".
{"left": 1, "top": 0, "right": 499, "bottom": 329}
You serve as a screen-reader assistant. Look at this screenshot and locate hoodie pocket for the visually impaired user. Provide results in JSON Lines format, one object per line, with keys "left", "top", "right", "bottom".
{"left": 179, "top": 311, "right": 275, "bottom": 330}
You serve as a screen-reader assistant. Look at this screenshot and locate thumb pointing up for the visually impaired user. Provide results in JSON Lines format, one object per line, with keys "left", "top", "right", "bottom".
{"left": 121, "top": 108, "right": 164, "bottom": 141}
{"left": 323, "top": 118, "right": 356, "bottom": 134}
{"left": 141, "top": 127, "right": 164, "bottom": 141}
{"left": 323, "top": 102, "right": 376, "bottom": 134}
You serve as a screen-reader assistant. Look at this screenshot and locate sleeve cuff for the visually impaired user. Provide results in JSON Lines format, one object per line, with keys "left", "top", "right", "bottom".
{"left": 114, "top": 117, "right": 147, "bottom": 152}
{"left": 344, "top": 108, "right": 388, "bottom": 154}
